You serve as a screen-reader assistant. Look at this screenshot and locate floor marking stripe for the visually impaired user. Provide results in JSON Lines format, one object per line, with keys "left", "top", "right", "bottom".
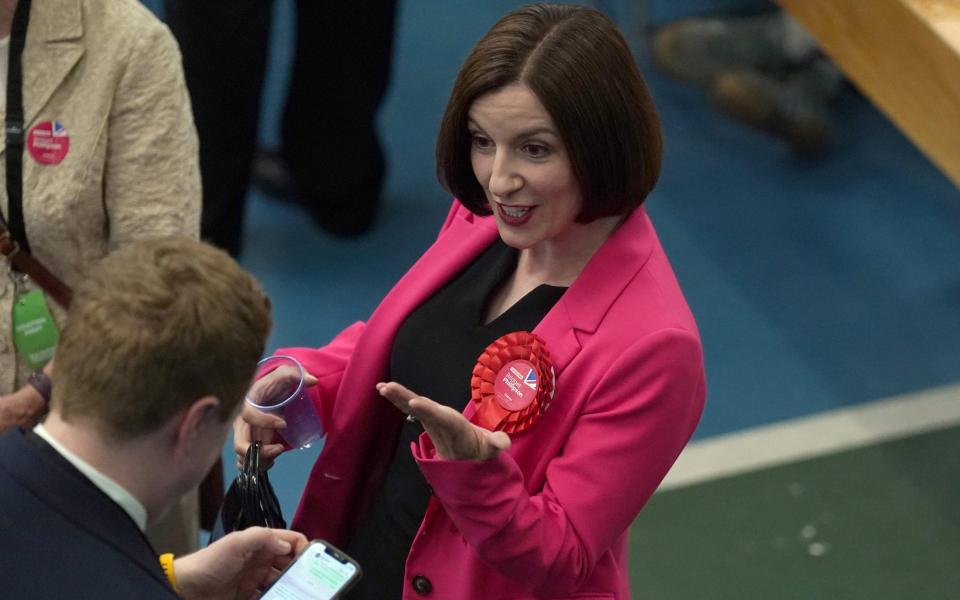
{"left": 659, "top": 382, "right": 960, "bottom": 491}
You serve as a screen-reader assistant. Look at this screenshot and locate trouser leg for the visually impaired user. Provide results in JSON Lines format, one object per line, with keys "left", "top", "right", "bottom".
{"left": 280, "top": 0, "right": 398, "bottom": 234}
{"left": 165, "top": 0, "right": 273, "bottom": 256}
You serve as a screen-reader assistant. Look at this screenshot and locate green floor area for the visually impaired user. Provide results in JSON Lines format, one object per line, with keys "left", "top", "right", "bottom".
{"left": 629, "top": 426, "right": 960, "bottom": 599}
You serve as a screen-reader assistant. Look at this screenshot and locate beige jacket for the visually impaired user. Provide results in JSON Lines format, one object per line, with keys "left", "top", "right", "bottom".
{"left": 0, "top": 0, "right": 201, "bottom": 393}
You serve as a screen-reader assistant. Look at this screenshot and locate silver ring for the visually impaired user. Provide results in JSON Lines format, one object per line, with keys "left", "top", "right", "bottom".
{"left": 405, "top": 413, "right": 417, "bottom": 423}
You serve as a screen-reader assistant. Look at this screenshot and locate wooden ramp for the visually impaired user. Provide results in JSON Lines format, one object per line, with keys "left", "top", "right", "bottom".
{"left": 778, "top": 0, "right": 960, "bottom": 189}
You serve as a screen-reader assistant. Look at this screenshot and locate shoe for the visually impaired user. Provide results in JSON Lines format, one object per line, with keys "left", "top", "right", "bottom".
{"left": 310, "top": 171, "right": 382, "bottom": 237}
{"left": 252, "top": 148, "right": 383, "bottom": 237}
{"left": 709, "top": 68, "right": 832, "bottom": 154}
{"left": 251, "top": 149, "right": 300, "bottom": 202}
{"left": 652, "top": 11, "right": 798, "bottom": 86}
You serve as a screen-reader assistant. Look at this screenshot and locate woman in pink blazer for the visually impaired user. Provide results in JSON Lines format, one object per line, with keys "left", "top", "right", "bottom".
{"left": 239, "top": 4, "right": 705, "bottom": 598}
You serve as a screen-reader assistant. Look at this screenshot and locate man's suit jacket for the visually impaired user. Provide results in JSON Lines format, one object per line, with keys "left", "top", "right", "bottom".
{"left": 281, "top": 201, "right": 706, "bottom": 599}
{"left": 0, "top": 429, "right": 178, "bottom": 598}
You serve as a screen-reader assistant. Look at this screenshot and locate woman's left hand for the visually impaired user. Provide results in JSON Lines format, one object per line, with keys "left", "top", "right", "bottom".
{"left": 377, "top": 382, "right": 511, "bottom": 461}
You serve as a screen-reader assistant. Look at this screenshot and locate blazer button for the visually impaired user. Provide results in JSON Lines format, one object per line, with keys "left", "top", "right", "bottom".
{"left": 411, "top": 575, "right": 433, "bottom": 596}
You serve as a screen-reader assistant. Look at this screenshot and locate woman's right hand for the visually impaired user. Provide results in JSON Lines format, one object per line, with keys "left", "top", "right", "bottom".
{"left": 233, "top": 367, "right": 318, "bottom": 469}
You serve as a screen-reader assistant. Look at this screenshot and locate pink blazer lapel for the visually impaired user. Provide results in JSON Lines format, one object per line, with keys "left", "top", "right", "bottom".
{"left": 336, "top": 213, "right": 500, "bottom": 418}
{"left": 463, "top": 208, "right": 654, "bottom": 422}
{"left": 505, "top": 208, "right": 654, "bottom": 402}
{"left": 559, "top": 207, "right": 655, "bottom": 335}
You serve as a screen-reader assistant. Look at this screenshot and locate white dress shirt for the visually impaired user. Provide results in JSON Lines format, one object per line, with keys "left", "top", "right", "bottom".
{"left": 34, "top": 423, "right": 148, "bottom": 531}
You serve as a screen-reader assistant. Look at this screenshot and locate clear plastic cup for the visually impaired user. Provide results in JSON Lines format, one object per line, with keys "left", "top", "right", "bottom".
{"left": 246, "top": 355, "right": 324, "bottom": 449}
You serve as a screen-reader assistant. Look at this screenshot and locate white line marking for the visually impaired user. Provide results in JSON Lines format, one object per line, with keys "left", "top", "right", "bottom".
{"left": 659, "top": 382, "right": 960, "bottom": 491}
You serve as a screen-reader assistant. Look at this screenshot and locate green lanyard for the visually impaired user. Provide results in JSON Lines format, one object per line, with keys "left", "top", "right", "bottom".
{"left": 5, "top": 0, "right": 59, "bottom": 371}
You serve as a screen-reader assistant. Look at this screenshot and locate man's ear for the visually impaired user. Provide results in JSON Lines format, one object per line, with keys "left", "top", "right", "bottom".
{"left": 174, "top": 395, "right": 221, "bottom": 455}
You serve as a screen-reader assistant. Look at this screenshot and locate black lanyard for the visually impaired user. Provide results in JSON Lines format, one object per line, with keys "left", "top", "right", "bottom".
{"left": 3, "top": 0, "right": 32, "bottom": 254}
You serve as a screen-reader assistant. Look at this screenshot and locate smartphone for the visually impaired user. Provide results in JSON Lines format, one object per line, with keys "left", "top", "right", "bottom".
{"left": 260, "top": 539, "right": 362, "bottom": 600}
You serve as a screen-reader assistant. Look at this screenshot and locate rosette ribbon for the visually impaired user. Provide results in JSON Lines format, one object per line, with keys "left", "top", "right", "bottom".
{"left": 470, "top": 331, "right": 555, "bottom": 434}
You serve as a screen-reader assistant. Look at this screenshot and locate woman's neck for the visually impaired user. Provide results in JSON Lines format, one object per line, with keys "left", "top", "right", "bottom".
{"left": 0, "top": 0, "right": 20, "bottom": 38}
{"left": 517, "top": 214, "right": 625, "bottom": 287}
{"left": 484, "top": 214, "right": 624, "bottom": 324}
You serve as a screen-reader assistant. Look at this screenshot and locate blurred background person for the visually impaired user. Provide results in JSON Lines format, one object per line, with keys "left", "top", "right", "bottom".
{"left": 164, "top": 0, "right": 398, "bottom": 256}
{"left": 0, "top": 0, "right": 201, "bottom": 555}
{"left": 652, "top": 8, "right": 844, "bottom": 154}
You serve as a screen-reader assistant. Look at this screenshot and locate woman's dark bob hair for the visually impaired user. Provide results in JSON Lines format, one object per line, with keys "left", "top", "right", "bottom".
{"left": 437, "top": 3, "right": 663, "bottom": 222}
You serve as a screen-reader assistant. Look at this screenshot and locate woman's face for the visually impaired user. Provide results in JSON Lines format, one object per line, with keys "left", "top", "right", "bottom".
{"left": 468, "top": 83, "right": 583, "bottom": 251}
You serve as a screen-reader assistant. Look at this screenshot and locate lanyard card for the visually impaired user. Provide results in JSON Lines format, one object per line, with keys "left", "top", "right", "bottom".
{"left": 12, "top": 289, "right": 59, "bottom": 369}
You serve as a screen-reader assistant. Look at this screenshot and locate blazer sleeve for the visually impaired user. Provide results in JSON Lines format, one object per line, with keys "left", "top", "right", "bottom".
{"left": 104, "top": 22, "right": 201, "bottom": 246}
{"left": 415, "top": 327, "right": 705, "bottom": 596}
{"left": 281, "top": 199, "right": 470, "bottom": 414}
{"left": 273, "top": 321, "right": 366, "bottom": 432}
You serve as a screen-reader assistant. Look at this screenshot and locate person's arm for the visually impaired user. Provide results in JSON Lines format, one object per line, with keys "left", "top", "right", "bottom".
{"left": 237, "top": 199, "right": 473, "bottom": 456}
{"left": 171, "top": 527, "right": 308, "bottom": 600}
{"left": 104, "top": 20, "right": 201, "bottom": 245}
{"left": 234, "top": 321, "right": 367, "bottom": 463}
{"left": 0, "top": 361, "right": 54, "bottom": 433}
{"left": 391, "top": 329, "right": 705, "bottom": 596}
{"left": 0, "top": 386, "right": 45, "bottom": 432}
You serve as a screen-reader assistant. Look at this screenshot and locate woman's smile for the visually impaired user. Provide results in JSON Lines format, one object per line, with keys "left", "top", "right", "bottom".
{"left": 495, "top": 202, "right": 537, "bottom": 225}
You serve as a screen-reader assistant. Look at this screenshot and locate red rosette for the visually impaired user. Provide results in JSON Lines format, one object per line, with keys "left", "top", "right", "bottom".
{"left": 470, "top": 331, "right": 555, "bottom": 433}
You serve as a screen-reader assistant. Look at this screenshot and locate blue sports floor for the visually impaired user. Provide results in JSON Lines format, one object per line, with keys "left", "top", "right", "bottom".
{"left": 144, "top": 1, "right": 960, "bottom": 596}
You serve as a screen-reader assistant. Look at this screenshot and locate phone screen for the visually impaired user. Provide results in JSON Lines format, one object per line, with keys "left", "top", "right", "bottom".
{"left": 260, "top": 540, "right": 361, "bottom": 600}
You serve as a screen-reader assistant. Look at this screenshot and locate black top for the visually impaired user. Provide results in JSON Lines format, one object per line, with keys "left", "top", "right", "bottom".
{"left": 345, "top": 240, "right": 566, "bottom": 599}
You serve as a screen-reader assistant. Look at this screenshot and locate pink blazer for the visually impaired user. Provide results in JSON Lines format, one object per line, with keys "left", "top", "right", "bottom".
{"left": 280, "top": 201, "right": 705, "bottom": 599}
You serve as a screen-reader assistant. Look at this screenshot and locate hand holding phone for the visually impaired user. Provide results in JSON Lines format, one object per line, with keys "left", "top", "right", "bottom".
{"left": 260, "top": 539, "right": 361, "bottom": 600}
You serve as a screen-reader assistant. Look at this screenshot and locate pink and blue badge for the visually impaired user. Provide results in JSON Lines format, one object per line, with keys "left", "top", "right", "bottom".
{"left": 27, "top": 120, "right": 70, "bottom": 165}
